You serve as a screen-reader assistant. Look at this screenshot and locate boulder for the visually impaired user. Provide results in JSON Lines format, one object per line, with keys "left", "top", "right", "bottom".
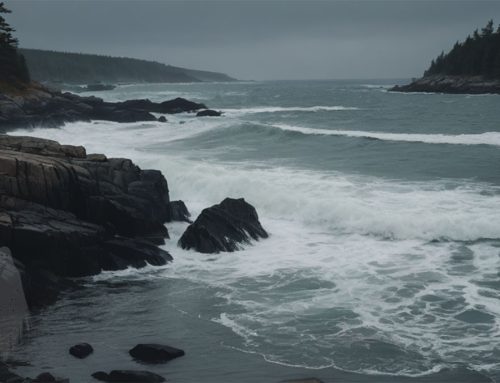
{"left": 92, "top": 370, "right": 165, "bottom": 382}
{"left": 168, "top": 200, "right": 191, "bottom": 223}
{"left": 196, "top": 109, "right": 222, "bottom": 117}
{"left": 178, "top": 198, "right": 268, "bottom": 253}
{"left": 129, "top": 343, "right": 185, "bottom": 363}
{"left": 157, "top": 116, "right": 167, "bottom": 123}
{"left": 69, "top": 343, "right": 93, "bottom": 359}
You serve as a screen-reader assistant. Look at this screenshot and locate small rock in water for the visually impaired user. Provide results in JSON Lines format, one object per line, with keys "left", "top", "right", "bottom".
{"left": 281, "top": 379, "right": 324, "bottom": 383}
{"left": 129, "top": 343, "right": 185, "bottom": 363}
{"left": 92, "top": 370, "right": 165, "bottom": 382}
{"left": 69, "top": 342, "right": 94, "bottom": 359}
{"left": 33, "top": 372, "right": 69, "bottom": 383}
{"left": 169, "top": 200, "right": 192, "bottom": 223}
{"left": 196, "top": 109, "right": 222, "bottom": 117}
{"left": 158, "top": 116, "right": 167, "bottom": 122}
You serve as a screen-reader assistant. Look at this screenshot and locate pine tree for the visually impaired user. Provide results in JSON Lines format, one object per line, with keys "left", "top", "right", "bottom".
{"left": 0, "top": 1, "right": 30, "bottom": 84}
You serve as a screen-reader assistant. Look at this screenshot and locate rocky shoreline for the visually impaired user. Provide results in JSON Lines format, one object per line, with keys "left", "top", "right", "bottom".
{"left": 390, "top": 75, "right": 500, "bottom": 94}
{"left": 0, "top": 83, "right": 268, "bottom": 382}
{"left": 0, "top": 82, "right": 222, "bottom": 132}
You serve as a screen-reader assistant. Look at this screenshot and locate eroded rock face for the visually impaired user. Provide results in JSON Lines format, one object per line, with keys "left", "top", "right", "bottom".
{"left": 0, "top": 136, "right": 173, "bottom": 307}
{"left": 178, "top": 198, "right": 268, "bottom": 253}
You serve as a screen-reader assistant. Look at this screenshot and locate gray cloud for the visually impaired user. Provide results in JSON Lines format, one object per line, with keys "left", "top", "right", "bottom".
{"left": 6, "top": 0, "right": 500, "bottom": 80}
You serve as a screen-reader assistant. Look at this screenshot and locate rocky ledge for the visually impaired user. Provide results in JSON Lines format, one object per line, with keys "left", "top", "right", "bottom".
{"left": 0, "top": 83, "right": 207, "bottom": 131}
{"left": 0, "top": 135, "right": 187, "bottom": 308}
{"left": 390, "top": 75, "right": 500, "bottom": 94}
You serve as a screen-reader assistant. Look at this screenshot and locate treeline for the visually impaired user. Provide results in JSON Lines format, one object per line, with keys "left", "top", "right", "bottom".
{"left": 425, "top": 20, "right": 500, "bottom": 79}
{"left": 20, "top": 49, "right": 235, "bottom": 84}
{"left": 0, "top": 2, "right": 30, "bottom": 86}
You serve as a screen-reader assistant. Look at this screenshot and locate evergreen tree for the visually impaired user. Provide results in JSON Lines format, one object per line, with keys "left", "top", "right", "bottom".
{"left": 424, "top": 20, "right": 500, "bottom": 79}
{"left": 0, "top": 1, "right": 30, "bottom": 84}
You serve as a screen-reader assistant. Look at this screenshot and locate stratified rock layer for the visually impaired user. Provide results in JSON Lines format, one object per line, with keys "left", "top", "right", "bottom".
{"left": 0, "top": 135, "right": 173, "bottom": 307}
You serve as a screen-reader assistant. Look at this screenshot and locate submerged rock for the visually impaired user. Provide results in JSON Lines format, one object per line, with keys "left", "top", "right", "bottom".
{"left": 129, "top": 343, "right": 185, "bottom": 363}
{"left": 92, "top": 370, "right": 165, "bottom": 382}
{"left": 69, "top": 343, "right": 94, "bottom": 359}
{"left": 196, "top": 109, "right": 222, "bottom": 117}
{"left": 178, "top": 197, "right": 268, "bottom": 253}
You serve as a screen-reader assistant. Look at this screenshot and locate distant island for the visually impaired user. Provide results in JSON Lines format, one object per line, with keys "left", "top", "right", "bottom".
{"left": 392, "top": 20, "right": 500, "bottom": 94}
{"left": 19, "top": 48, "right": 236, "bottom": 85}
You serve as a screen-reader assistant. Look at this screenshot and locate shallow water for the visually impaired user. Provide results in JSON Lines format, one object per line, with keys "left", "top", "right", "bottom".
{"left": 8, "top": 80, "right": 500, "bottom": 382}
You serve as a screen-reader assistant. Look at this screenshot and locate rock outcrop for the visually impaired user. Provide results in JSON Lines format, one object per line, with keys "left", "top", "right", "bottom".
{"left": 0, "top": 83, "right": 207, "bottom": 131}
{"left": 390, "top": 75, "right": 500, "bottom": 94}
{"left": 178, "top": 198, "right": 268, "bottom": 253}
{"left": 0, "top": 135, "right": 173, "bottom": 307}
{"left": 129, "top": 344, "right": 185, "bottom": 364}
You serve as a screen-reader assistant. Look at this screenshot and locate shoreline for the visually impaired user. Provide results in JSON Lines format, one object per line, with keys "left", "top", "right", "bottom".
{"left": 390, "top": 75, "right": 500, "bottom": 95}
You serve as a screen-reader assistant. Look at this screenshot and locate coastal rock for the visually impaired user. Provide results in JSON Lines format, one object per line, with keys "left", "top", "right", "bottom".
{"left": 92, "top": 370, "right": 165, "bottom": 382}
{"left": 157, "top": 116, "right": 167, "bottom": 123}
{"left": 169, "top": 200, "right": 192, "bottom": 223}
{"left": 196, "top": 109, "right": 222, "bottom": 117}
{"left": 178, "top": 197, "right": 268, "bottom": 253}
{"left": 391, "top": 75, "right": 500, "bottom": 94}
{"left": 129, "top": 343, "right": 185, "bottom": 363}
{"left": 0, "top": 83, "right": 209, "bottom": 131}
{"left": 0, "top": 362, "right": 24, "bottom": 383}
{"left": 0, "top": 136, "right": 173, "bottom": 307}
{"left": 69, "top": 343, "right": 94, "bottom": 359}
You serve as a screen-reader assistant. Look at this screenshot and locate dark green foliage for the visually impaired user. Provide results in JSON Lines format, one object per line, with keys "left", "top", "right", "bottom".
{"left": 425, "top": 20, "right": 500, "bottom": 79}
{"left": 0, "top": 2, "right": 30, "bottom": 85}
{"left": 20, "top": 49, "right": 235, "bottom": 84}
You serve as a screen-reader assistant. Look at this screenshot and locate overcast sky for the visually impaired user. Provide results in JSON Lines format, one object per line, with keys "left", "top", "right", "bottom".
{"left": 6, "top": 0, "right": 500, "bottom": 80}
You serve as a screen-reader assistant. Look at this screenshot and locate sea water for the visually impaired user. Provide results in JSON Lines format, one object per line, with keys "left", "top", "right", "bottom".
{"left": 8, "top": 80, "right": 500, "bottom": 382}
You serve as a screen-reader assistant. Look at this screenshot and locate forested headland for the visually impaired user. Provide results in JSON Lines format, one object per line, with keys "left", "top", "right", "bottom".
{"left": 20, "top": 48, "right": 236, "bottom": 84}
{"left": 392, "top": 20, "right": 500, "bottom": 94}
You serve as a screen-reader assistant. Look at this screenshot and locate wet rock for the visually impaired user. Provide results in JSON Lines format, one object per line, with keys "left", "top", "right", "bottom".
{"left": 281, "top": 379, "right": 324, "bottom": 383}
{"left": 129, "top": 343, "right": 185, "bottom": 363}
{"left": 157, "top": 116, "right": 167, "bottom": 123}
{"left": 169, "top": 200, "right": 191, "bottom": 223}
{"left": 92, "top": 370, "right": 165, "bottom": 382}
{"left": 196, "top": 109, "right": 221, "bottom": 117}
{"left": 0, "top": 136, "right": 173, "bottom": 308}
{"left": 0, "top": 83, "right": 208, "bottom": 131}
{"left": 391, "top": 75, "right": 500, "bottom": 94}
{"left": 178, "top": 197, "right": 268, "bottom": 253}
{"left": 69, "top": 343, "right": 94, "bottom": 359}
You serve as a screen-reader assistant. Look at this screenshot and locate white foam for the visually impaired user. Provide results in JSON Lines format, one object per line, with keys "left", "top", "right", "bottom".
{"left": 271, "top": 123, "right": 500, "bottom": 147}
{"left": 224, "top": 105, "right": 359, "bottom": 115}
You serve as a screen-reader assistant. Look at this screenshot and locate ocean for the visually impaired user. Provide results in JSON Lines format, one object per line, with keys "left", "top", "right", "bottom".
{"left": 8, "top": 80, "right": 500, "bottom": 382}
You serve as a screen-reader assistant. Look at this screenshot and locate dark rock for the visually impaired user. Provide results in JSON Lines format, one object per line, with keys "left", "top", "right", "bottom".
{"left": 0, "top": 136, "right": 173, "bottom": 308}
{"left": 69, "top": 343, "right": 94, "bottom": 359}
{"left": 33, "top": 372, "right": 56, "bottom": 382}
{"left": 87, "top": 153, "right": 107, "bottom": 162}
{"left": 178, "top": 197, "right": 268, "bottom": 253}
{"left": 0, "top": 362, "right": 24, "bottom": 383}
{"left": 169, "top": 200, "right": 191, "bottom": 223}
{"left": 196, "top": 109, "right": 222, "bottom": 117}
{"left": 129, "top": 343, "right": 185, "bottom": 363}
{"left": 391, "top": 75, "right": 500, "bottom": 94}
{"left": 281, "top": 379, "right": 324, "bottom": 383}
{"left": 84, "top": 84, "right": 116, "bottom": 92}
{"left": 157, "top": 116, "right": 167, "bottom": 123}
{"left": 0, "top": 83, "right": 209, "bottom": 131}
{"left": 92, "top": 370, "right": 165, "bottom": 382}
